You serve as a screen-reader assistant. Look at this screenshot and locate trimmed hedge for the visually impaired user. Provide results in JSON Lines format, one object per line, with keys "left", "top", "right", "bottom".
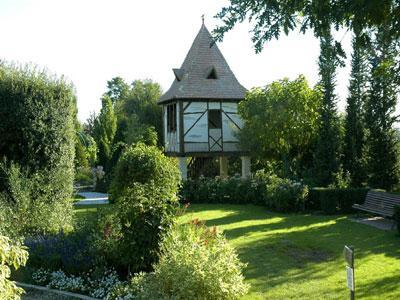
{"left": 180, "top": 176, "right": 308, "bottom": 212}
{"left": 307, "top": 188, "right": 369, "bottom": 214}
{"left": 180, "top": 177, "right": 369, "bottom": 215}
{"left": 0, "top": 62, "right": 76, "bottom": 235}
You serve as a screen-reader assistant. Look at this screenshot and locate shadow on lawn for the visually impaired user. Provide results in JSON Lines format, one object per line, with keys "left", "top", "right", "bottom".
{"left": 186, "top": 204, "right": 400, "bottom": 298}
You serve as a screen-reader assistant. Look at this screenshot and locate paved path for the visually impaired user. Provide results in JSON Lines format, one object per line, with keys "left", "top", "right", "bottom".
{"left": 350, "top": 216, "right": 396, "bottom": 231}
{"left": 74, "top": 192, "right": 109, "bottom": 206}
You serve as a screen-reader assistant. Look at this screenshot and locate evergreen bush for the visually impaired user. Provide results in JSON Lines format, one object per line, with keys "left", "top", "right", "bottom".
{"left": 308, "top": 187, "right": 369, "bottom": 214}
{"left": 110, "top": 143, "right": 181, "bottom": 203}
{"left": 0, "top": 63, "right": 76, "bottom": 235}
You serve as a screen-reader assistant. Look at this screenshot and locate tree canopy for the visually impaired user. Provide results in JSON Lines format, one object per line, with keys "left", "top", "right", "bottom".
{"left": 214, "top": 0, "right": 400, "bottom": 53}
{"left": 238, "top": 75, "right": 321, "bottom": 175}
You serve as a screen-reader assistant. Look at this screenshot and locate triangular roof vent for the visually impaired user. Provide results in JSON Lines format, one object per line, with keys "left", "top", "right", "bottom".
{"left": 206, "top": 66, "right": 218, "bottom": 79}
{"left": 173, "top": 68, "right": 185, "bottom": 81}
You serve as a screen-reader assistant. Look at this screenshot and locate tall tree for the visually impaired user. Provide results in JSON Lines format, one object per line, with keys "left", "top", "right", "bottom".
{"left": 313, "top": 32, "right": 342, "bottom": 186}
{"left": 238, "top": 75, "right": 321, "bottom": 176}
{"left": 94, "top": 96, "right": 117, "bottom": 169}
{"left": 365, "top": 25, "right": 399, "bottom": 190}
{"left": 214, "top": 0, "right": 400, "bottom": 53}
{"left": 343, "top": 36, "right": 369, "bottom": 186}
{"left": 105, "top": 77, "right": 130, "bottom": 104}
{"left": 115, "top": 80, "right": 163, "bottom": 145}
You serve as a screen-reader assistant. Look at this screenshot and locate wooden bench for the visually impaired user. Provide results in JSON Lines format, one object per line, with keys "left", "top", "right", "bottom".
{"left": 353, "top": 190, "right": 400, "bottom": 227}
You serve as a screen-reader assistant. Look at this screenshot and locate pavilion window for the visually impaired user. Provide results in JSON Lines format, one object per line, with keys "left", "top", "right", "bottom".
{"left": 208, "top": 109, "right": 222, "bottom": 129}
{"left": 167, "top": 103, "right": 177, "bottom": 133}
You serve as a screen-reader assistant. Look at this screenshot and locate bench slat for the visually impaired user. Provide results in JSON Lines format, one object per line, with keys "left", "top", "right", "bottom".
{"left": 353, "top": 190, "right": 400, "bottom": 217}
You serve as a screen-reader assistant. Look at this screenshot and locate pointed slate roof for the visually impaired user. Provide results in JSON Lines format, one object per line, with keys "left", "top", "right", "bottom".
{"left": 158, "top": 24, "right": 247, "bottom": 103}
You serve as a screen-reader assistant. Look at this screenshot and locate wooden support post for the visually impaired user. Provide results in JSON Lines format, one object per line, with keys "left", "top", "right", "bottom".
{"left": 178, "top": 157, "right": 187, "bottom": 180}
{"left": 219, "top": 156, "right": 228, "bottom": 178}
{"left": 241, "top": 156, "right": 251, "bottom": 178}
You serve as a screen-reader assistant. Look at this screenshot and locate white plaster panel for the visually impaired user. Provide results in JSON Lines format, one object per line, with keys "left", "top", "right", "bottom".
{"left": 222, "top": 102, "right": 238, "bottom": 113}
{"left": 184, "top": 143, "right": 209, "bottom": 152}
{"left": 184, "top": 113, "right": 208, "bottom": 142}
{"left": 209, "top": 102, "right": 220, "bottom": 109}
{"left": 185, "top": 102, "right": 207, "bottom": 113}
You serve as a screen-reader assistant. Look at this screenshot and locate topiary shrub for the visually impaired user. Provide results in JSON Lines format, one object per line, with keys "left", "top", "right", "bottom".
{"left": 0, "top": 62, "right": 76, "bottom": 235}
{"left": 127, "top": 221, "right": 249, "bottom": 300}
{"left": 110, "top": 143, "right": 181, "bottom": 203}
{"left": 97, "top": 144, "right": 181, "bottom": 273}
{"left": 0, "top": 235, "right": 29, "bottom": 299}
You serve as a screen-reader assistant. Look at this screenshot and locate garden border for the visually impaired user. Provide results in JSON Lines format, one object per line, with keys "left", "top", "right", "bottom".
{"left": 16, "top": 282, "right": 99, "bottom": 300}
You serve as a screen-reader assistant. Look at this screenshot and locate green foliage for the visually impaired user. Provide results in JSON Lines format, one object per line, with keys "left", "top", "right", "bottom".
{"left": 93, "top": 96, "right": 117, "bottom": 170}
{"left": 129, "top": 222, "right": 249, "bottom": 300}
{"left": 181, "top": 173, "right": 308, "bottom": 213}
{"left": 0, "top": 162, "right": 73, "bottom": 237}
{"left": 97, "top": 144, "right": 181, "bottom": 273}
{"left": 181, "top": 176, "right": 266, "bottom": 205}
{"left": 0, "top": 235, "right": 29, "bottom": 299}
{"left": 114, "top": 79, "right": 163, "bottom": 146}
{"left": 394, "top": 205, "right": 400, "bottom": 235}
{"left": 313, "top": 32, "right": 342, "bottom": 186}
{"left": 105, "top": 76, "right": 130, "bottom": 104}
{"left": 238, "top": 76, "right": 321, "bottom": 176}
{"left": 0, "top": 63, "right": 75, "bottom": 228}
{"left": 308, "top": 187, "right": 369, "bottom": 214}
{"left": 264, "top": 175, "right": 309, "bottom": 212}
{"left": 364, "top": 26, "right": 400, "bottom": 190}
{"left": 343, "top": 36, "right": 368, "bottom": 187}
{"left": 213, "top": 0, "right": 399, "bottom": 53}
{"left": 110, "top": 143, "right": 181, "bottom": 203}
{"left": 102, "top": 184, "right": 179, "bottom": 273}
{"left": 74, "top": 167, "right": 94, "bottom": 186}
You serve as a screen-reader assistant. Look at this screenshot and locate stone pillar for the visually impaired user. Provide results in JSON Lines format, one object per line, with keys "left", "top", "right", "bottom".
{"left": 219, "top": 156, "right": 229, "bottom": 178}
{"left": 178, "top": 157, "right": 187, "bottom": 180}
{"left": 241, "top": 156, "right": 251, "bottom": 178}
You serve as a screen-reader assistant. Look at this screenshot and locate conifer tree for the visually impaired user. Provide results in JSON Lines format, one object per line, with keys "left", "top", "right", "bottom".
{"left": 94, "top": 96, "right": 117, "bottom": 170}
{"left": 365, "top": 26, "right": 399, "bottom": 190}
{"left": 313, "top": 31, "right": 342, "bottom": 186}
{"left": 343, "top": 36, "right": 368, "bottom": 186}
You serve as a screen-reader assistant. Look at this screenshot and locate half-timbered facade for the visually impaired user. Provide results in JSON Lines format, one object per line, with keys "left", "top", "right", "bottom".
{"left": 158, "top": 22, "right": 250, "bottom": 179}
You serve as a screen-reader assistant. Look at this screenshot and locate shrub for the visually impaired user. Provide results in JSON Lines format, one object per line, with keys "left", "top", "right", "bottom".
{"left": 0, "top": 62, "right": 76, "bottom": 235}
{"left": 0, "top": 235, "right": 29, "bottom": 299}
{"left": 180, "top": 176, "right": 266, "bottom": 205}
{"left": 264, "top": 175, "right": 309, "bottom": 212}
{"left": 308, "top": 188, "right": 369, "bottom": 214}
{"left": 394, "top": 205, "right": 400, "bottom": 235}
{"left": 95, "top": 183, "right": 179, "bottom": 273}
{"left": 31, "top": 268, "right": 123, "bottom": 298}
{"left": 110, "top": 143, "right": 181, "bottom": 202}
{"left": 74, "top": 167, "right": 94, "bottom": 187}
{"left": 181, "top": 173, "right": 309, "bottom": 212}
{"left": 0, "top": 162, "right": 74, "bottom": 237}
{"left": 128, "top": 221, "right": 249, "bottom": 300}
{"left": 25, "top": 228, "right": 97, "bottom": 275}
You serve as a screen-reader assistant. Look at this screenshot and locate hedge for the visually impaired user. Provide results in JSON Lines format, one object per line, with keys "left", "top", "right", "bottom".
{"left": 307, "top": 187, "right": 369, "bottom": 214}
{"left": 0, "top": 62, "right": 76, "bottom": 234}
{"left": 180, "top": 177, "right": 370, "bottom": 215}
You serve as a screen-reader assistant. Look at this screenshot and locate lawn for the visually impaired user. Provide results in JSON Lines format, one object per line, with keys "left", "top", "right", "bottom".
{"left": 73, "top": 203, "right": 400, "bottom": 299}
{"left": 178, "top": 204, "right": 400, "bottom": 300}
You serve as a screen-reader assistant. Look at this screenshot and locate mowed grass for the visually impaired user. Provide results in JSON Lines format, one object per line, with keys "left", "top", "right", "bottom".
{"left": 179, "top": 204, "right": 400, "bottom": 300}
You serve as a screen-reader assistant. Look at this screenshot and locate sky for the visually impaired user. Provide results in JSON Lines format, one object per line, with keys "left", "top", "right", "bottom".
{"left": 0, "top": 0, "right": 353, "bottom": 122}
